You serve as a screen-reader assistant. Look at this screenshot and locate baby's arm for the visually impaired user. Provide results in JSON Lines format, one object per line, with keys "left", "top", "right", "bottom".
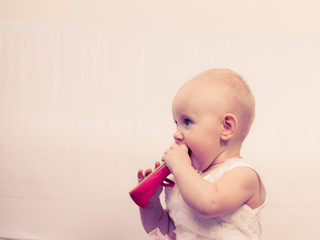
{"left": 172, "top": 164, "right": 259, "bottom": 217}
{"left": 163, "top": 144, "right": 260, "bottom": 217}
{"left": 137, "top": 164, "right": 176, "bottom": 238}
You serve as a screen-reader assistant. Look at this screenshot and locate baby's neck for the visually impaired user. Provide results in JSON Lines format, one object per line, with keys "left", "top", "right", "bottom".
{"left": 204, "top": 144, "right": 242, "bottom": 173}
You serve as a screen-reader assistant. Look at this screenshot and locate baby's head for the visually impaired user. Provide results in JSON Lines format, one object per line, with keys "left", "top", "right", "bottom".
{"left": 172, "top": 69, "right": 255, "bottom": 169}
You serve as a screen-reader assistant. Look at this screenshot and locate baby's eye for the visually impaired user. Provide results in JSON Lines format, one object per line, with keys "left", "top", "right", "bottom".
{"left": 184, "top": 119, "right": 192, "bottom": 126}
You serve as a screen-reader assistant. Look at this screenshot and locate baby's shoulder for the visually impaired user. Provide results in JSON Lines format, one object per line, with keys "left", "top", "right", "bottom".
{"left": 222, "top": 166, "right": 263, "bottom": 209}
{"left": 222, "top": 166, "right": 260, "bottom": 187}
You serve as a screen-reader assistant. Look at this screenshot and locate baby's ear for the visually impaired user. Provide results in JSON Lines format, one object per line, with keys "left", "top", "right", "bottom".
{"left": 221, "top": 113, "right": 238, "bottom": 141}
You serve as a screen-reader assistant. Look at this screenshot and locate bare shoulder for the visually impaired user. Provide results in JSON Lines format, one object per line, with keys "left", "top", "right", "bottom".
{"left": 220, "top": 166, "right": 262, "bottom": 209}
{"left": 223, "top": 166, "right": 259, "bottom": 185}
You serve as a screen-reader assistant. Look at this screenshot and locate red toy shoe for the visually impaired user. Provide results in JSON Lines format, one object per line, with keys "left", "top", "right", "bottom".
{"left": 129, "top": 163, "right": 175, "bottom": 209}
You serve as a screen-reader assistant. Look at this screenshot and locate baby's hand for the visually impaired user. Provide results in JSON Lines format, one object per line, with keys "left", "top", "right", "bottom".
{"left": 162, "top": 143, "right": 191, "bottom": 173}
{"left": 137, "top": 161, "right": 163, "bottom": 203}
{"left": 137, "top": 161, "right": 161, "bottom": 183}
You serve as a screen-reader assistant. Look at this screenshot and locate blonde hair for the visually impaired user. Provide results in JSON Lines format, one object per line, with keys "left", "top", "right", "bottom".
{"left": 225, "top": 70, "right": 255, "bottom": 140}
{"left": 194, "top": 68, "right": 255, "bottom": 141}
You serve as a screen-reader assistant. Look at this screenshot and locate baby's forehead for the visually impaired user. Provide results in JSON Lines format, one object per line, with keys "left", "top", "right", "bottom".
{"left": 173, "top": 83, "right": 222, "bottom": 111}
{"left": 173, "top": 74, "right": 243, "bottom": 113}
{"left": 177, "top": 78, "right": 227, "bottom": 100}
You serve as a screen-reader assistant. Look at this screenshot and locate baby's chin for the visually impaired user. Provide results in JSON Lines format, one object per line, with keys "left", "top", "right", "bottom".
{"left": 191, "top": 161, "right": 202, "bottom": 172}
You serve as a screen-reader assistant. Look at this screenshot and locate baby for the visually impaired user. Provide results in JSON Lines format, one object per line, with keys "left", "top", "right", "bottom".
{"left": 137, "top": 69, "right": 266, "bottom": 240}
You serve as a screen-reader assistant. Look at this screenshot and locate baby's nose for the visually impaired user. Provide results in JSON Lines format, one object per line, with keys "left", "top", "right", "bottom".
{"left": 173, "top": 129, "right": 184, "bottom": 143}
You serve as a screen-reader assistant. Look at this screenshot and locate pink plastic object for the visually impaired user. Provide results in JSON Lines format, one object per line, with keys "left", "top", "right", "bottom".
{"left": 129, "top": 163, "right": 175, "bottom": 209}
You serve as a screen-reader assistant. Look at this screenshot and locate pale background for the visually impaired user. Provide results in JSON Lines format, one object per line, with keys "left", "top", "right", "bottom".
{"left": 1, "top": 1, "right": 320, "bottom": 239}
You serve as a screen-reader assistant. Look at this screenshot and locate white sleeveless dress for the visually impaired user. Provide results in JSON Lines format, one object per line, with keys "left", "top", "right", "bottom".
{"left": 163, "top": 158, "right": 267, "bottom": 240}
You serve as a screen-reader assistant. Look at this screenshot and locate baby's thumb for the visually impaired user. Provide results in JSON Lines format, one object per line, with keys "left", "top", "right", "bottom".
{"left": 180, "top": 144, "right": 188, "bottom": 152}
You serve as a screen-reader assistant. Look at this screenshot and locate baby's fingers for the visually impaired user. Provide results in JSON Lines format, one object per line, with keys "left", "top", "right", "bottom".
{"left": 144, "top": 168, "right": 152, "bottom": 177}
{"left": 137, "top": 169, "right": 145, "bottom": 182}
{"left": 154, "top": 161, "right": 161, "bottom": 169}
{"left": 137, "top": 168, "right": 152, "bottom": 183}
{"left": 137, "top": 162, "right": 161, "bottom": 183}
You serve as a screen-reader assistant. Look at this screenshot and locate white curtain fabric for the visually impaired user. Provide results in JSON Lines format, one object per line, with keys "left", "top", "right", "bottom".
{"left": 1, "top": 20, "right": 320, "bottom": 240}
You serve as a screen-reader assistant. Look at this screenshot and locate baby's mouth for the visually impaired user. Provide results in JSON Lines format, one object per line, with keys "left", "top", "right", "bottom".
{"left": 188, "top": 147, "right": 192, "bottom": 157}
